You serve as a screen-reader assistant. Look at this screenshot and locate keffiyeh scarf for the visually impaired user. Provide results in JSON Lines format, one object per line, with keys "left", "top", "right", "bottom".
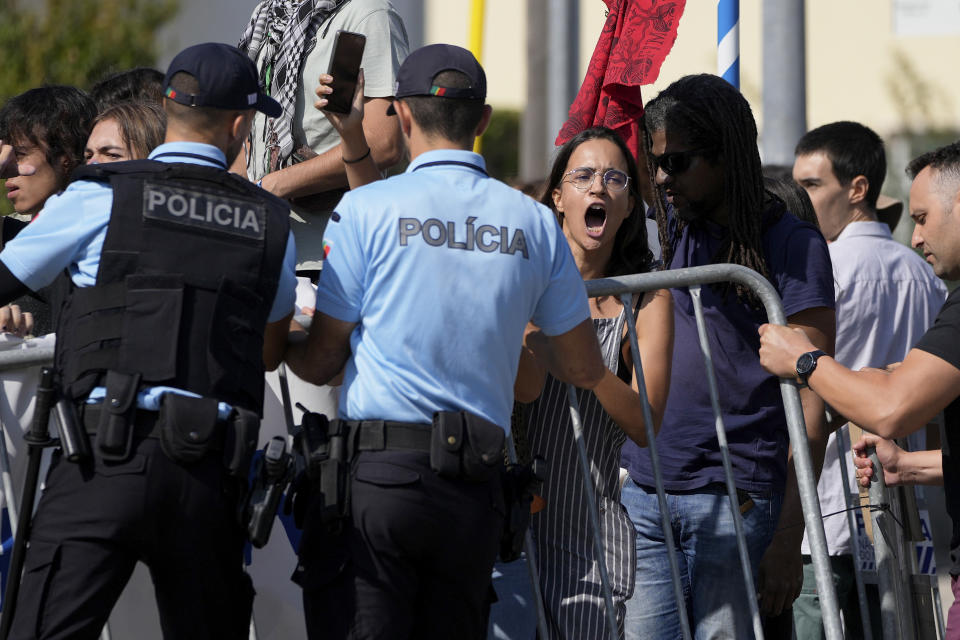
{"left": 239, "top": 0, "right": 349, "bottom": 171}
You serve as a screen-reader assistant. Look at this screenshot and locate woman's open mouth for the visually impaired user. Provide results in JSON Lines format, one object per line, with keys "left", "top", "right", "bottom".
{"left": 585, "top": 204, "right": 607, "bottom": 238}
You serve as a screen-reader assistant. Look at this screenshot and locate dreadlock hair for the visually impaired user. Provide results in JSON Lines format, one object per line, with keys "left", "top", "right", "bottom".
{"left": 642, "top": 74, "right": 769, "bottom": 302}
{"left": 541, "top": 126, "right": 653, "bottom": 277}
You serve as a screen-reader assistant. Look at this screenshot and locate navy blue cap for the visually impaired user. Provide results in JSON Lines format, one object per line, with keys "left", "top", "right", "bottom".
{"left": 164, "top": 42, "right": 282, "bottom": 118}
{"left": 386, "top": 44, "right": 486, "bottom": 115}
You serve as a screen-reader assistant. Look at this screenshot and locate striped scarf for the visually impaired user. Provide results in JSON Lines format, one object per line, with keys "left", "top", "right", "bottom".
{"left": 239, "top": 0, "right": 348, "bottom": 171}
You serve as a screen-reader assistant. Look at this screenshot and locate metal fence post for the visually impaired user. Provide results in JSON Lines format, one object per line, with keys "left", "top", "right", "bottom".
{"left": 564, "top": 386, "right": 620, "bottom": 639}
{"left": 867, "top": 447, "right": 903, "bottom": 640}
{"left": 689, "top": 284, "right": 764, "bottom": 639}
{"left": 835, "top": 426, "right": 874, "bottom": 640}
{"left": 619, "top": 292, "right": 693, "bottom": 640}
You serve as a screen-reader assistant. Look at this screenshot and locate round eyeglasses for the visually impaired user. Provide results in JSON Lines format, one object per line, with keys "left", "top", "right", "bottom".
{"left": 563, "top": 167, "right": 631, "bottom": 192}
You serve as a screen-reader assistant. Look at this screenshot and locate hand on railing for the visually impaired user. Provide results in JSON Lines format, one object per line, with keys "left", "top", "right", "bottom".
{"left": 852, "top": 434, "right": 903, "bottom": 487}
{"left": 757, "top": 323, "right": 816, "bottom": 381}
{"left": 0, "top": 304, "right": 33, "bottom": 338}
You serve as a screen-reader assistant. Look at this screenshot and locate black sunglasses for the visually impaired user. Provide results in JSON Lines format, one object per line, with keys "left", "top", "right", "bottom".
{"left": 650, "top": 147, "right": 714, "bottom": 176}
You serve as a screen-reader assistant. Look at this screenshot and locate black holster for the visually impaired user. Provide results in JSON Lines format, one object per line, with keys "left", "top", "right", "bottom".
{"left": 499, "top": 456, "right": 545, "bottom": 562}
{"left": 223, "top": 407, "right": 260, "bottom": 477}
{"left": 430, "top": 410, "right": 505, "bottom": 482}
{"left": 54, "top": 396, "right": 91, "bottom": 463}
{"left": 95, "top": 371, "right": 141, "bottom": 462}
{"left": 295, "top": 413, "right": 351, "bottom": 528}
{"left": 246, "top": 436, "right": 293, "bottom": 548}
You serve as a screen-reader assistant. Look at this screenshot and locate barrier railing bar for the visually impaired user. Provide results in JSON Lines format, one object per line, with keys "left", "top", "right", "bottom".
{"left": 585, "top": 264, "right": 843, "bottom": 640}
{"left": 505, "top": 436, "right": 551, "bottom": 639}
{"left": 934, "top": 574, "right": 946, "bottom": 639}
{"left": 619, "top": 292, "right": 693, "bottom": 640}
{"left": 564, "top": 385, "right": 620, "bottom": 639}
{"left": 0, "top": 347, "right": 53, "bottom": 373}
{"left": 868, "top": 448, "right": 907, "bottom": 640}
{"left": 689, "top": 284, "right": 764, "bottom": 639}
{"left": 835, "top": 427, "right": 874, "bottom": 640}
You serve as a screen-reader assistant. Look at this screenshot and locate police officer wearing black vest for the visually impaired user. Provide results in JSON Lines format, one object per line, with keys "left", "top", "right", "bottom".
{"left": 0, "top": 43, "right": 298, "bottom": 639}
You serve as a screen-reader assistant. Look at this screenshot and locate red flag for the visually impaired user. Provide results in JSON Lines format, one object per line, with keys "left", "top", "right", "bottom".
{"left": 555, "top": 0, "right": 686, "bottom": 158}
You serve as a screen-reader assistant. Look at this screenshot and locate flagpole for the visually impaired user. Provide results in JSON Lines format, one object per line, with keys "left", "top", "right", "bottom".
{"left": 469, "top": 0, "right": 485, "bottom": 153}
{"left": 717, "top": 0, "right": 740, "bottom": 88}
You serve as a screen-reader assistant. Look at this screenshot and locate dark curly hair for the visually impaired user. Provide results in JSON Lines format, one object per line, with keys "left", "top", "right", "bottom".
{"left": 541, "top": 126, "right": 653, "bottom": 278}
{"left": 0, "top": 85, "right": 97, "bottom": 177}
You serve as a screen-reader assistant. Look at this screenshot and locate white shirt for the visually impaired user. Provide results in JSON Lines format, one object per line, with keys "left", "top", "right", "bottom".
{"left": 802, "top": 220, "right": 947, "bottom": 555}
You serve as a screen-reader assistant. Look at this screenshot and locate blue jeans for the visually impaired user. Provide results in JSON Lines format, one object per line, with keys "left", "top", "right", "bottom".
{"left": 621, "top": 480, "right": 782, "bottom": 640}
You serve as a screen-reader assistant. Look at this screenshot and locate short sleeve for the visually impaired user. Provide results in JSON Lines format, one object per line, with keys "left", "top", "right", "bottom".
{"left": 915, "top": 289, "right": 960, "bottom": 371}
{"left": 0, "top": 181, "right": 111, "bottom": 290}
{"left": 268, "top": 230, "right": 298, "bottom": 322}
{"left": 314, "top": 201, "right": 366, "bottom": 323}
{"left": 530, "top": 225, "right": 590, "bottom": 336}
{"left": 355, "top": 7, "right": 409, "bottom": 98}
{"left": 771, "top": 223, "right": 835, "bottom": 317}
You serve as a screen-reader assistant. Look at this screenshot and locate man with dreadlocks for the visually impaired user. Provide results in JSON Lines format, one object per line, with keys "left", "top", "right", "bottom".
{"left": 238, "top": 0, "right": 407, "bottom": 273}
{"left": 619, "top": 74, "right": 836, "bottom": 639}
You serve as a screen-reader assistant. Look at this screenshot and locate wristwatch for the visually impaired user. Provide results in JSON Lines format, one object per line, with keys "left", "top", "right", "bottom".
{"left": 795, "top": 350, "right": 827, "bottom": 385}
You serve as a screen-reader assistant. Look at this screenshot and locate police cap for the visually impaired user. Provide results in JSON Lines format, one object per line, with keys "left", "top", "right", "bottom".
{"left": 163, "top": 42, "right": 282, "bottom": 118}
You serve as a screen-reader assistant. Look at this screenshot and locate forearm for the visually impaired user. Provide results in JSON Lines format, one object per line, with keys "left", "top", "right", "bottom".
{"left": 514, "top": 345, "right": 546, "bottom": 403}
{"left": 284, "top": 331, "right": 350, "bottom": 386}
{"left": 808, "top": 359, "right": 930, "bottom": 439}
{"left": 773, "top": 388, "right": 829, "bottom": 539}
{"left": 592, "top": 370, "right": 653, "bottom": 446}
{"left": 338, "top": 125, "right": 383, "bottom": 190}
{"left": 894, "top": 449, "right": 944, "bottom": 486}
{"left": 265, "top": 99, "right": 402, "bottom": 199}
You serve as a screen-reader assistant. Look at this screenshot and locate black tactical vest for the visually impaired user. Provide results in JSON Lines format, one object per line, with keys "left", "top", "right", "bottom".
{"left": 55, "top": 160, "right": 290, "bottom": 415}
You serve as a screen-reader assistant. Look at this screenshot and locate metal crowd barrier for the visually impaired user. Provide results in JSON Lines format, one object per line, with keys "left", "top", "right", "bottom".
{"left": 572, "top": 264, "right": 844, "bottom": 640}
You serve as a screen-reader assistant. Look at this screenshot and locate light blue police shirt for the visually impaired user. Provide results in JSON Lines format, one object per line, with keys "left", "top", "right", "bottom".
{"left": 315, "top": 149, "right": 590, "bottom": 432}
{"left": 0, "top": 142, "right": 298, "bottom": 414}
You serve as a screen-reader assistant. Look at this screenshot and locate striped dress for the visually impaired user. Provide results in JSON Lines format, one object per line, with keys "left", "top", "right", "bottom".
{"left": 526, "top": 309, "right": 636, "bottom": 639}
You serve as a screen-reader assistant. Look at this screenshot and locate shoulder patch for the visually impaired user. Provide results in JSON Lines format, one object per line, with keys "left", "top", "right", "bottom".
{"left": 142, "top": 180, "right": 266, "bottom": 240}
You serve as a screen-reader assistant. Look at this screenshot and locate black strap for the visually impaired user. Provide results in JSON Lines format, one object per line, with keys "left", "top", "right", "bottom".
{"left": 150, "top": 152, "right": 228, "bottom": 169}
{"left": 412, "top": 160, "right": 488, "bottom": 177}
{"left": 352, "top": 420, "right": 432, "bottom": 453}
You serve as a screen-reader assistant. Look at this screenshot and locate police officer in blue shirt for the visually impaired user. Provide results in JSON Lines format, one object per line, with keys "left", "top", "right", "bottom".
{"left": 0, "top": 43, "right": 297, "bottom": 639}
{"left": 285, "top": 44, "right": 607, "bottom": 640}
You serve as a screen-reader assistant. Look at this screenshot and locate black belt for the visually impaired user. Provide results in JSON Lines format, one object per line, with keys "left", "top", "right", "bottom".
{"left": 80, "top": 405, "right": 227, "bottom": 451}
{"left": 347, "top": 420, "right": 432, "bottom": 453}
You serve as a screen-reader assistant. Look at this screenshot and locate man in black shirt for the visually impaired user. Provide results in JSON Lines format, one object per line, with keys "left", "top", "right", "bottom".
{"left": 759, "top": 140, "right": 960, "bottom": 636}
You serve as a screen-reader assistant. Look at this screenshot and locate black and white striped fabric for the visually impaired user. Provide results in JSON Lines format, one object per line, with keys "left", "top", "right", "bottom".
{"left": 527, "top": 309, "right": 636, "bottom": 639}
{"left": 238, "top": 0, "right": 347, "bottom": 171}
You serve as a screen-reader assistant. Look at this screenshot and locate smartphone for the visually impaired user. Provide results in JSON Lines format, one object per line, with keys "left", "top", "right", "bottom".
{"left": 325, "top": 30, "right": 367, "bottom": 115}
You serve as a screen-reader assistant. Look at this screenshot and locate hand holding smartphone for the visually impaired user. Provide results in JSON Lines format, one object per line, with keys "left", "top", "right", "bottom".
{"left": 325, "top": 30, "right": 366, "bottom": 115}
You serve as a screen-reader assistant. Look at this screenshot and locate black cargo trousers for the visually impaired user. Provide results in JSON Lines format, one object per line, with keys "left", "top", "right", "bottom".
{"left": 9, "top": 424, "right": 252, "bottom": 640}
{"left": 300, "top": 449, "right": 505, "bottom": 640}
